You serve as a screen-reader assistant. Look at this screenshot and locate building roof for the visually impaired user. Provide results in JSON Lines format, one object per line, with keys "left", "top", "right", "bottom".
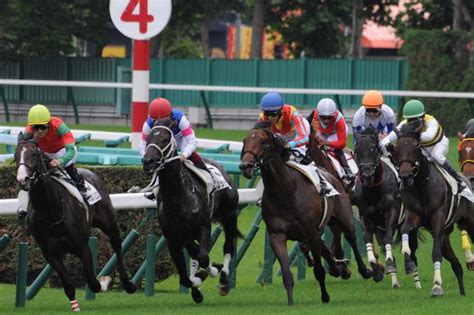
{"left": 362, "top": 20, "right": 402, "bottom": 49}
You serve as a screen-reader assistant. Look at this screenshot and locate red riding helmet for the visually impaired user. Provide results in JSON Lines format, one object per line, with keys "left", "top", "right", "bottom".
{"left": 149, "top": 98, "right": 172, "bottom": 119}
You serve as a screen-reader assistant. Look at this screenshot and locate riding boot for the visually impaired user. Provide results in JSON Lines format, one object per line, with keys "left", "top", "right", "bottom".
{"left": 442, "top": 161, "right": 466, "bottom": 192}
{"left": 335, "top": 149, "right": 353, "bottom": 179}
{"left": 189, "top": 151, "right": 210, "bottom": 173}
{"left": 65, "top": 165, "right": 88, "bottom": 199}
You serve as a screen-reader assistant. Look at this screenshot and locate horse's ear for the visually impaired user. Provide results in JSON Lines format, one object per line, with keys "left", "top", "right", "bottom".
{"left": 414, "top": 122, "right": 423, "bottom": 134}
{"left": 458, "top": 131, "right": 464, "bottom": 142}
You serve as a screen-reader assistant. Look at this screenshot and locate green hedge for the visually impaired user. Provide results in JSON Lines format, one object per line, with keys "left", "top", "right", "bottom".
{"left": 400, "top": 29, "right": 474, "bottom": 136}
{"left": 0, "top": 165, "right": 174, "bottom": 289}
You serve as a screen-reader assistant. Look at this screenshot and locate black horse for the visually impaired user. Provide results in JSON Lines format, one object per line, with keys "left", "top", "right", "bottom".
{"left": 142, "top": 118, "right": 242, "bottom": 303}
{"left": 239, "top": 121, "right": 371, "bottom": 305}
{"left": 390, "top": 120, "right": 474, "bottom": 297}
{"left": 354, "top": 128, "right": 422, "bottom": 289}
{"left": 14, "top": 137, "right": 136, "bottom": 311}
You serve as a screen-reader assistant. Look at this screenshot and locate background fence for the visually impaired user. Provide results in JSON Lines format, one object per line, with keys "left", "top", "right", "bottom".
{"left": 0, "top": 57, "right": 407, "bottom": 110}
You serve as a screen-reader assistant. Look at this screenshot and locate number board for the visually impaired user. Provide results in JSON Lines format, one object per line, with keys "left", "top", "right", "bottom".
{"left": 110, "top": 0, "right": 172, "bottom": 40}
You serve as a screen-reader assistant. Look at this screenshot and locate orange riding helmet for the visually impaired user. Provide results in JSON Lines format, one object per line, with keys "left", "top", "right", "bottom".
{"left": 362, "top": 90, "right": 384, "bottom": 109}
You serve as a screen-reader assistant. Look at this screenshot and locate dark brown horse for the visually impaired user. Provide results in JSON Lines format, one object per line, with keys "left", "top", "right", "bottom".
{"left": 353, "top": 128, "right": 422, "bottom": 289}
{"left": 390, "top": 120, "right": 474, "bottom": 297}
{"left": 239, "top": 121, "right": 371, "bottom": 305}
{"left": 142, "top": 118, "right": 242, "bottom": 303}
{"left": 15, "top": 137, "right": 136, "bottom": 311}
{"left": 457, "top": 129, "right": 474, "bottom": 269}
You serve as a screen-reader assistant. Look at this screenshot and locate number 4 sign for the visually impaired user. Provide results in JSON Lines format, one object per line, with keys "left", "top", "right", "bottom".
{"left": 110, "top": 0, "right": 172, "bottom": 40}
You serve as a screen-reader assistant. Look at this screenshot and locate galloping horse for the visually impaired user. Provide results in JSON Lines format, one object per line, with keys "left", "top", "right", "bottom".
{"left": 457, "top": 128, "right": 474, "bottom": 270}
{"left": 142, "top": 118, "right": 242, "bottom": 303}
{"left": 15, "top": 136, "right": 136, "bottom": 311}
{"left": 239, "top": 121, "right": 371, "bottom": 305}
{"left": 390, "top": 120, "right": 474, "bottom": 296}
{"left": 354, "top": 128, "right": 420, "bottom": 288}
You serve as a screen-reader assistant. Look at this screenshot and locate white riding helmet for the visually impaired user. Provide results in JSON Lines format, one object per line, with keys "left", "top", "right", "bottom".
{"left": 316, "top": 98, "right": 337, "bottom": 116}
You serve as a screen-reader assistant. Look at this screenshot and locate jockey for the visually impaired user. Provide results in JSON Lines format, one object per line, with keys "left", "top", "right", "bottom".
{"left": 139, "top": 97, "right": 207, "bottom": 171}
{"left": 258, "top": 92, "right": 311, "bottom": 164}
{"left": 381, "top": 99, "right": 466, "bottom": 191}
{"left": 306, "top": 98, "right": 353, "bottom": 179}
{"left": 258, "top": 92, "right": 329, "bottom": 195}
{"left": 352, "top": 90, "right": 396, "bottom": 144}
{"left": 20, "top": 104, "right": 87, "bottom": 204}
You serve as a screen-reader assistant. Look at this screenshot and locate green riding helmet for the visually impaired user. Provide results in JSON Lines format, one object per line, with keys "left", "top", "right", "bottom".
{"left": 403, "top": 100, "right": 425, "bottom": 119}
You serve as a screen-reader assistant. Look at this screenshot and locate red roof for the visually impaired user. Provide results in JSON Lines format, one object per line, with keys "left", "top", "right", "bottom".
{"left": 361, "top": 21, "right": 402, "bottom": 49}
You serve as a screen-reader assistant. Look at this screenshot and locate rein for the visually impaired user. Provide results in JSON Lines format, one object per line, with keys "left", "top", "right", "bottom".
{"left": 145, "top": 126, "right": 181, "bottom": 172}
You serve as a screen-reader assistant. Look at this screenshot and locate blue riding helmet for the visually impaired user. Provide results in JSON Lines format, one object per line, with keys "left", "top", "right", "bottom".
{"left": 260, "top": 92, "right": 284, "bottom": 111}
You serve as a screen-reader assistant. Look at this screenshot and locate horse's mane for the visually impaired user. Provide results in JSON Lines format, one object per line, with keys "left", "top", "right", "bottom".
{"left": 254, "top": 120, "right": 272, "bottom": 129}
{"left": 399, "top": 119, "right": 423, "bottom": 139}
{"left": 153, "top": 117, "right": 175, "bottom": 129}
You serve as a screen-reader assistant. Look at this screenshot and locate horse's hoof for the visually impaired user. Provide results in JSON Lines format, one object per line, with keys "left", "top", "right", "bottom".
{"left": 341, "top": 268, "right": 352, "bottom": 280}
{"left": 360, "top": 267, "right": 372, "bottom": 279}
{"left": 98, "top": 276, "right": 112, "bottom": 292}
{"left": 431, "top": 285, "right": 444, "bottom": 297}
{"left": 124, "top": 281, "right": 137, "bottom": 294}
{"left": 212, "top": 263, "right": 224, "bottom": 272}
{"left": 328, "top": 267, "right": 340, "bottom": 278}
{"left": 373, "top": 270, "right": 384, "bottom": 283}
{"left": 191, "top": 288, "right": 204, "bottom": 303}
{"left": 89, "top": 281, "right": 101, "bottom": 293}
{"left": 208, "top": 265, "right": 219, "bottom": 277}
{"left": 466, "top": 261, "right": 474, "bottom": 271}
{"left": 405, "top": 260, "right": 417, "bottom": 274}
{"left": 321, "top": 293, "right": 330, "bottom": 304}
{"left": 392, "top": 282, "right": 400, "bottom": 289}
{"left": 219, "top": 285, "right": 230, "bottom": 296}
{"left": 195, "top": 271, "right": 209, "bottom": 282}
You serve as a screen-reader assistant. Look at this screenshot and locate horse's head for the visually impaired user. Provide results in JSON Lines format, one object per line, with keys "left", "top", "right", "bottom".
{"left": 392, "top": 120, "right": 423, "bottom": 187}
{"left": 240, "top": 120, "right": 287, "bottom": 179}
{"left": 142, "top": 118, "right": 178, "bottom": 174}
{"left": 458, "top": 130, "right": 474, "bottom": 177}
{"left": 354, "top": 128, "right": 381, "bottom": 185}
{"left": 15, "top": 133, "right": 48, "bottom": 190}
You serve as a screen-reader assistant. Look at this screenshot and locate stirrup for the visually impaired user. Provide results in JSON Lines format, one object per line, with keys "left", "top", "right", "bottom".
{"left": 17, "top": 208, "right": 27, "bottom": 217}
{"left": 144, "top": 192, "right": 156, "bottom": 201}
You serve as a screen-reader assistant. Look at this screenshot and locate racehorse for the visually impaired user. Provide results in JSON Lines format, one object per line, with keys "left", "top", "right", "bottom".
{"left": 353, "top": 128, "right": 421, "bottom": 289}
{"left": 239, "top": 121, "right": 371, "bottom": 305}
{"left": 457, "top": 128, "right": 474, "bottom": 270}
{"left": 142, "top": 118, "right": 242, "bottom": 303}
{"left": 15, "top": 136, "right": 136, "bottom": 311}
{"left": 389, "top": 120, "right": 474, "bottom": 297}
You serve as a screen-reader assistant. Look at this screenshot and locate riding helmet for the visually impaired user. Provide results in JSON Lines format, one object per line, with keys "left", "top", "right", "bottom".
{"left": 362, "top": 90, "right": 384, "bottom": 109}
{"left": 28, "top": 104, "right": 51, "bottom": 125}
{"left": 402, "top": 100, "right": 425, "bottom": 119}
{"left": 149, "top": 97, "right": 172, "bottom": 119}
{"left": 316, "top": 98, "right": 337, "bottom": 116}
{"left": 260, "top": 92, "right": 284, "bottom": 111}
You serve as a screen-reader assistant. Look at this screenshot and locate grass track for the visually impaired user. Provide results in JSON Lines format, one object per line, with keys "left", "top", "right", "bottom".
{"left": 0, "top": 124, "right": 473, "bottom": 314}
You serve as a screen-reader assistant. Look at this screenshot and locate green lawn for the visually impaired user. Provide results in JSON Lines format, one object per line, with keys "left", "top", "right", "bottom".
{"left": 1, "top": 125, "right": 473, "bottom": 314}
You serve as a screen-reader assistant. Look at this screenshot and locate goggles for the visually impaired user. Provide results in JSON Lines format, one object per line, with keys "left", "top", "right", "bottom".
{"left": 32, "top": 124, "right": 49, "bottom": 131}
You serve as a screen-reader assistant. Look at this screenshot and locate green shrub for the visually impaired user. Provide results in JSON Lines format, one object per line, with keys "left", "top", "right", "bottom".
{"left": 0, "top": 165, "right": 174, "bottom": 289}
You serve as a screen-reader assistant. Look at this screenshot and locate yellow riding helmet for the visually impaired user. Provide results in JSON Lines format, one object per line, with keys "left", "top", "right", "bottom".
{"left": 28, "top": 104, "right": 51, "bottom": 125}
{"left": 362, "top": 90, "right": 384, "bottom": 109}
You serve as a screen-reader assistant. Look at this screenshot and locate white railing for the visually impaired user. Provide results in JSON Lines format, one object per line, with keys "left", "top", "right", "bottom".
{"left": 1, "top": 79, "right": 474, "bottom": 99}
{"left": 0, "top": 188, "right": 260, "bottom": 216}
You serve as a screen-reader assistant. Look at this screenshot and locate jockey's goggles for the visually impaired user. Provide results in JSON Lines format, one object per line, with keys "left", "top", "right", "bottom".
{"left": 365, "top": 108, "right": 380, "bottom": 114}
{"left": 32, "top": 124, "right": 49, "bottom": 131}
{"left": 264, "top": 110, "right": 281, "bottom": 117}
{"left": 319, "top": 115, "right": 333, "bottom": 121}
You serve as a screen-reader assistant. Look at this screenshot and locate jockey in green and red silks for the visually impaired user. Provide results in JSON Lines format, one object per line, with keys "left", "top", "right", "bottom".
{"left": 19, "top": 104, "right": 87, "bottom": 198}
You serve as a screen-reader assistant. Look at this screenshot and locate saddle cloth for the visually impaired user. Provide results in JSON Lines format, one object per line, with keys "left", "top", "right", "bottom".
{"left": 17, "top": 174, "right": 101, "bottom": 222}
{"left": 183, "top": 160, "right": 231, "bottom": 198}
{"left": 433, "top": 163, "right": 474, "bottom": 227}
{"left": 285, "top": 161, "right": 339, "bottom": 197}
{"left": 327, "top": 151, "right": 358, "bottom": 181}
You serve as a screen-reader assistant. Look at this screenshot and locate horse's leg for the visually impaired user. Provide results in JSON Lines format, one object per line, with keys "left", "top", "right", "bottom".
{"left": 94, "top": 217, "right": 136, "bottom": 293}
{"left": 269, "top": 232, "right": 294, "bottom": 305}
{"left": 441, "top": 232, "right": 465, "bottom": 296}
{"left": 430, "top": 213, "right": 446, "bottom": 297}
{"left": 43, "top": 252, "right": 80, "bottom": 312}
{"left": 408, "top": 229, "right": 421, "bottom": 289}
{"left": 362, "top": 217, "right": 383, "bottom": 283}
{"left": 400, "top": 214, "right": 419, "bottom": 276}
{"left": 184, "top": 242, "right": 209, "bottom": 287}
{"left": 299, "top": 242, "right": 314, "bottom": 267}
{"left": 383, "top": 208, "right": 400, "bottom": 288}
{"left": 77, "top": 244, "right": 102, "bottom": 294}
{"left": 196, "top": 226, "right": 211, "bottom": 269}
{"left": 320, "top": 242, "right": 341, "bottom": 278}
{"left": 216, "top": 218, "right": 239, "bottom": 296}
{"left": 461, "top": 230, "right": 474, "bottom": 270}
{"left": 328, "top": 225, "right": 351, "bottom": 279}
{"left": 337, "top": 217, "right": 372, "bottom": 279}
{"left": 168, "top": 239, "right": 203, "bottom": 303}
{"left": 308, "top": 232, "right": 330, "bottom": 304}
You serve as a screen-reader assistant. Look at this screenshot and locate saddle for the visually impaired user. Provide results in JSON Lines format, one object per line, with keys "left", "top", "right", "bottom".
{"left": 285, "top": 161, "right": 339, "bottom": 197}
{"left": 326, "top": 150, "right": 358, "bottom": 182}
{"left": 183, "top": 160, "right": 231, "bottom": 199}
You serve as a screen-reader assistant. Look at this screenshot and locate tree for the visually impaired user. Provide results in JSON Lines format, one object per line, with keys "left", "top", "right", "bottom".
{"left": 250, "top": 0, "right": 266, "bottom": 58}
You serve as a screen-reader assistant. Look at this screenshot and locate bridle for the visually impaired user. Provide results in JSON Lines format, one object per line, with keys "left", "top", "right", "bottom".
{"left": 354, "top": 134, "right": 382, "bottom": 186}
{"left": 459, "top": 138, "right": 474, "bottom": 172}
{"left": 16, "top": 140, "right": 51, "bottom": 186}
{"left": 393, "top": 136, "right": 422, "bottom": 179}
{"left": 144, "top": 126, "right": 181, "bottom": 172}
{"left": 241, "top": 129, "right": 285, "bottom": 172}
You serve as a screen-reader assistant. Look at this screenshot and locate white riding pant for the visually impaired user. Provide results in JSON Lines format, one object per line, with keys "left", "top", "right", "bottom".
{"left": 422, "top": 136, "right": 448, "bottom": 165}
{"left": 44, "top": 147, "right": 77, "bottom": 168}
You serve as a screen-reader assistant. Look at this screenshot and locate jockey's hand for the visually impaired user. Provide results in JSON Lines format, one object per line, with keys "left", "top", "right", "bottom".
{"left": 49, "top": 159, "right": 61, "bottom": 168}
{"left": 284, "top": 143, "right": 291, "bottom": 150}
{"left": 179, "top": 154, "right": 186, "bottom": 161}
{"left": 379, "top": 132, "right": 388, "bottom": 140}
